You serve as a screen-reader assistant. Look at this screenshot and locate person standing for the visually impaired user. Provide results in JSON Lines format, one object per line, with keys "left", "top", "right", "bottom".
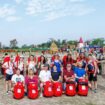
{"left": 2, "top": 58, "right": 14, "bottom": 94}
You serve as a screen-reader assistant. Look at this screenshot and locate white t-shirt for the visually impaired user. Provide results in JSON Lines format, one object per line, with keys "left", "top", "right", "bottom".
{"left": 28, "top": 61, "right": 36, "bottom": 72}
{"left": 39, "top": 70, "right": 51, "bottom": 82}
{"left": 11, "top": 74, "right": 24, "bottom": 83}
{"left": 3, "top": 62, "right": 13, "bottom": 75}
{"left": 18, "top": 62, "right": 24, "bottom": 71}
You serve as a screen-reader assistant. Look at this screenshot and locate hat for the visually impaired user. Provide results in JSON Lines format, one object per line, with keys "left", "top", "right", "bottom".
{"left": 44, "top": 64, "right": 49, "bottom": 67}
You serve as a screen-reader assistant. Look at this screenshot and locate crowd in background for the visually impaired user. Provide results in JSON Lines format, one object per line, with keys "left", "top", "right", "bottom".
{"left": 0, "top": 48, "right": 105, "bottom": 97}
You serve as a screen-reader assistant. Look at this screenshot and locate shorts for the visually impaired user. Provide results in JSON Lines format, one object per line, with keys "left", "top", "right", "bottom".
{"left": 5, "top": 74, "right": 13, "bottom": 81}
{"left": 88, "top": 73, "right": 97, "bottom": 82}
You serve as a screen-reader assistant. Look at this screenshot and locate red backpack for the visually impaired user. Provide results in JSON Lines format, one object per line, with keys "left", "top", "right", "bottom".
{"left": 13, "top": 82, "right": 24, "bottom": 99}
{"left": 65, "top": 81, "right": 76, "bottom": 96}
{"left": 27, "top": 82, "right": 38, "bottom": 99}
{"left": 53, "top": 82, "right": 62, "bottom": 97}
{"left": 43, "top": 81, "right": 53, "bottom": 97}
{"left": 77, "top": 79, "right": 88, "bottom": 96}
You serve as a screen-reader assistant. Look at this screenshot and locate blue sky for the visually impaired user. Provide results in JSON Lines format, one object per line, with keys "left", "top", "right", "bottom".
{"left": 0, "top": 0, "right": 105, "bottom": 46}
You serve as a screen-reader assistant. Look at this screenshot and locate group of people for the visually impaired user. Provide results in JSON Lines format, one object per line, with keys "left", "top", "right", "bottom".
{"left": 1, "top": 49, "right": 101, "bottom": 97}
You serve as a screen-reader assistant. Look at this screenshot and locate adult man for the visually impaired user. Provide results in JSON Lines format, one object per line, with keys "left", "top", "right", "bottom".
{"left": 39, "top": 64, "right": 51, "bottom": 97}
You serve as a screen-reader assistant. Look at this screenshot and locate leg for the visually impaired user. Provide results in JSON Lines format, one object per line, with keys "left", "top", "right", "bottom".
{"left": 5, "top": 81, "right": 9, "bottom": 93}
{"left": 8, "top": 80, "right": 12, "bottom": 91}
{"left": 40, "top": 83, "right": 43, "bottom": 97}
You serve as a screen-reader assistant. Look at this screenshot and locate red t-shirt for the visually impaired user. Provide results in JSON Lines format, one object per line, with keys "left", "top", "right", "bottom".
{"left": 64, "top": 69, "right": 74, "bottom": 78}
{"left": 25, "top": 75, "right": 39, "bottom": 86}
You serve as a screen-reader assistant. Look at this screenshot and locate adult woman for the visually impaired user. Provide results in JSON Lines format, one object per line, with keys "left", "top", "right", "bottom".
{"left": 37, "top": 55, "right": 47, "bottom": 74}
{"left": 63, "top": 54, "right": 73, "bottom": 69}
{"left": 51, "top": 65, "right": 62, "bottom": 83}
{"left": 25, "top": 69, "right": 39, "bottom": 87}
{"left": 87, "top": 54, "right": 99, "bottom": 93}
{"left": 53, "top": 54, "right": 62, "bottom": 73}
{"left": 27, "top": 55, "right": 37, "bottom": 75}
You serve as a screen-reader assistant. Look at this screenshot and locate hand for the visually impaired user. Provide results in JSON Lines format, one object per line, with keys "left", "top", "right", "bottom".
{"left": 93, "top": 73, "right": 96, "bottom": 77}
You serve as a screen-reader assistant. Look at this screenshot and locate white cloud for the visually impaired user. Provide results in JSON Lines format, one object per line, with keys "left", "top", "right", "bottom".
{"left": 15, "top": 0, "right": 23, "bottom": 4}
{"left": 26, "top": 0, "right": 95, "bottom": 21}
{"left": 6, "top": 16, "right": 21, "bottom": 22}
{"left": 0, "top": 4, "right": 15, "bottom": 18}
{"left": 0, "top": 4, "right": 21, "bottom": 22}
{"left": 70, "top": 0, "right": 86, "bottom": 2}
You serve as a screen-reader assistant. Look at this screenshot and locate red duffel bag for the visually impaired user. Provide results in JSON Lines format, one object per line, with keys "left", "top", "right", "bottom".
{"left": 27, "top": 82, "right": 39, "bottom": 99}
{"left": 77, "top": 79, "right": 88, "bottom": 96}
{"left": 53, "top": 82, "right": 62, "bottom": 97}
{"left": 65, "top": 81, "right": 76, "bottom": 96}
{"left": 43, "top": 81, "right": 53, "bottom": 97}
{"left": 13, "top": 82, "right": 24, "bottom": 99}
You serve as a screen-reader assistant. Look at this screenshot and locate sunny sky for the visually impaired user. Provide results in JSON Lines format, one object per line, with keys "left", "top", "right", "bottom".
{"left": 0, "top": 0, "right": 105, "bottom": 46}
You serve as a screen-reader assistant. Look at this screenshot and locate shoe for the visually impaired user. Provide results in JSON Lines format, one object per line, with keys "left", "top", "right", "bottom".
{"left": 93, "top": 89, "right": 97, "bottom": 93}
{"left": 8, "top": 91, "right": 12, "bottom": 94}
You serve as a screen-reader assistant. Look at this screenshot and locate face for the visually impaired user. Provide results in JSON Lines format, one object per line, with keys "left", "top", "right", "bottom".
{"left": 80, "top": 53, "right": 84, "bottom": 58}
{"left": 16, "top": 70, "right": 20, "bottom": 75}
{"left": 78, "top": 63, "right": 83, "bottom": 68}
{"left": 20, "top": 57, "right": 24, "bottom": 62}
{"left": 55, "top": 55, "right": 59, "bottom": 59}
{"left": 53, "top": 66, "right": 57, "bottom": 71}
{"left": 45, "top": 66, "right": 48, "bottom": 71}
{"left": 29, "top": 70, "right": 34, "bottom": 75}
{"left": 67, "top": 64, "right": 71, "bottom": 71}
{"left": 68, "top": 55, "right": 72, "bottom": 58}
{"left": 41, "top": 56, "right": 44, "bottom": 61}
{"left": 88, "top": 55, "right": 92, "bottom": 60}
{"left": 30, "top": 55, "right": 34, "bottom": 61}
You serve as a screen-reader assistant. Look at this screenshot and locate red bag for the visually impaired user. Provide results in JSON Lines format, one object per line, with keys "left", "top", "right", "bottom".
{"left": 65, "top": 81, "right": 76, "bottom": 96}
{"left": 13, "top": 82, "right": 24, "bottom": 99}
{"left": 27, "top": 82, "right": 38, "bottom": 99}
{"left": 53, "top": 82, "right": 62, "bottom": 97}
{"left": 77, "top": 79, "right": 88, "bottom": 96}
{"left": 43, "top": 81, "right": 53, "bottom": 97}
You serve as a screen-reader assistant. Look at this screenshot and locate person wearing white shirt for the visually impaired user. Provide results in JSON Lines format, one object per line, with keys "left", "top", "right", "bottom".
{"left": 2, "top": 59, "right": 14, "bottom": 94}
{"left": 11, "top": 69, "right": 25, "bottom": 91}
{"left": 39, "top": 64, "right": 51, "bottom": 97}
{"left": 18, "top": 57, "right": 24, "bottom": 75}
{"left": 27, "top": 55, "right": 36, "bottom": 74}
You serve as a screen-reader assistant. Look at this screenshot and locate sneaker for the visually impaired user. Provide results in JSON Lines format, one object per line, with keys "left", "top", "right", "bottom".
{"left": 8, "top": 91, "right": 12, "bottom": 94}
{"left": 93, "top": 89, "right": 97, "bottom": 93}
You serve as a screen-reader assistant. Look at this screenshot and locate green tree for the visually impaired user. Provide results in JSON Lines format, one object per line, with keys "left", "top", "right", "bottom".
{"left": 90, "top": 38, "right": 105, "bottom": 47}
